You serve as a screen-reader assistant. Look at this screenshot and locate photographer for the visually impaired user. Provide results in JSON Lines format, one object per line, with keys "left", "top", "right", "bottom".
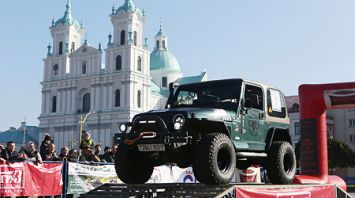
{"left": 19, "top": 141, "right": 43, "bottom": 164}
{"left": 79, "top": 146, "right": 100, "bottom": 162}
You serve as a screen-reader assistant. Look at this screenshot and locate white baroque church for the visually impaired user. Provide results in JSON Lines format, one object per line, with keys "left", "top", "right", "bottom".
{"left": 38, "top": 0, "right": 208, "bottom": 149}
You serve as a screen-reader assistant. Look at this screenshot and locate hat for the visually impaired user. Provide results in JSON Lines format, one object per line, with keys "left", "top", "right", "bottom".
{"left": 104, "top": 146, "right": 110, "bottom": 152}
{"left": 44, "top": 134, "right": 52, "bottom": 141}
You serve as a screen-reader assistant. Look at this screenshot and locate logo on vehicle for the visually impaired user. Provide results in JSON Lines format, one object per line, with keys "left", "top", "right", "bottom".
{"left": 249, "top": 120, "right": 259, "bottom": 136}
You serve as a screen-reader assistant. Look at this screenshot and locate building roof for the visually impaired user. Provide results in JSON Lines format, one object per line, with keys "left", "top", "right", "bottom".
{"left": 0, "top": 126, "right": 40, "bottom": 146}
{"left": 52, "top": 1, "right": 81, "bottom": 28}
{"left": 175, "top": 72, "right": 207, "bottom": 85}
{"left": 150, "top": 80, "right": 169, "bottom": 97}
{"left": 150, "top": 49, "right": 181, "bottom": 72}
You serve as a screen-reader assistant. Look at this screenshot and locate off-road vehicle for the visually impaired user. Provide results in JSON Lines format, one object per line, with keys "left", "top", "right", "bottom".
{"left": 115, "top": 78, "right": 296, "bottom": 185}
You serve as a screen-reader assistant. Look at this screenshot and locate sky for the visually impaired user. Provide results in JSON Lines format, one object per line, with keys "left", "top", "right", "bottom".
{"left": 0, "top": 0, "right": 354, "bottom": 131}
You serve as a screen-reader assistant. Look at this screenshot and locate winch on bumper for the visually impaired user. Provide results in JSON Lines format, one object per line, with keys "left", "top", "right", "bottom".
{"left": 119, "top": 114, "right": 193, "bottom": 152}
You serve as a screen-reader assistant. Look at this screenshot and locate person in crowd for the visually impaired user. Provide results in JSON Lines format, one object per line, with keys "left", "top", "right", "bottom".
{"left": 43, "top": 143, "right": 59, "bottom": 161}
{"left": 104, "top": 144, "right": 117, "bottom": 163}
{"left": 0, "top": 144, "right": 3, "bottom": 153}
{"left": 80, "top": 131, "right": 94, "bottom": 151}
{"left": 67, "top": 149, "right": 79, "bottom": 162}
{"left": 0, "top": 141, "right": 25, "bottom": 163}
{"left": 79, "top": 146, "right": 100, "bottom": 162}
{"left": 19, "top": 141, "right": 42, "bottom": 164}
{"left": 58, "top": 146, "right": 69, "bottom": 161}
{"left": 94, "top": 144, "right": 105, "bottom": 161}
{"left": 40, "top": 134, "right": 53, "bottom": 160}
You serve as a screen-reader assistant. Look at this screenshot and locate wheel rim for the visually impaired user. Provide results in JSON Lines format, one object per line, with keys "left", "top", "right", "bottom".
{"left": 217, "top": 147, "right": 231, "bottom": 173}
{"left": 283, "top": 151, "right": 293, "bottom": 174}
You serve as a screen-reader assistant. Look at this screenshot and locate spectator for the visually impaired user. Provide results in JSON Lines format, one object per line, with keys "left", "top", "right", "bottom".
{"left": 68, "top": 149, "right": 78, "bottom": 162}
{"left": 80, "top": 132, "right": 94, "bottom": 151}
{"left": 94, "top": 144, "right": 105, "bottom": 161}
{"left": 94, "top": 144, "right": 101, "bottom": 156}
{"left": 40, "top": 134, "right": 53, "bottom": 160}
{"left": 0, "top": 141, "right": 23, "bottom": 163}
{"left": 58, "top": 146, "right": 69, "bottom": 161}
{"left": 19, "top": 141, "right": 42, "bottom": 164}
{"left": 104, "top": 144, "right": 117, "bottom": 163}
{"left": 43, "top": 143, "right": 59, "bottom": 161}
{"left": 79, "top": 146, "right": 100, "bottom": 162}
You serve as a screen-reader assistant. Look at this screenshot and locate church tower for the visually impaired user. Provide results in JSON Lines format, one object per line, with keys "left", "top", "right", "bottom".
{"left": 105, "top": 0, "right": 151, "bottom": 120}
{"left": 43, "top": 0, "right": 84, "bottom": 82}
{"left": 150, "top": 23, "right": 182, "bottom": 89}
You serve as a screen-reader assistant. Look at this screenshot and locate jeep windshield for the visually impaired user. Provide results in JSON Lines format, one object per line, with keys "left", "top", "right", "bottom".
{"left": 170, "top": 79, "right": 242, "bottom": 110}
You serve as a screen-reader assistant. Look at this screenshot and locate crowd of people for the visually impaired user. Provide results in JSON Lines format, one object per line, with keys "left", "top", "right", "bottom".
{"left": 0, "top": 132, "right": 118, "bottom": 164}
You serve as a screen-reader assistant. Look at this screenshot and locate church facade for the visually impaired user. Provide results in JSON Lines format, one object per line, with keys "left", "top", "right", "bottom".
{"left": 38, "top": 0, "right": 207, "bottom": 149}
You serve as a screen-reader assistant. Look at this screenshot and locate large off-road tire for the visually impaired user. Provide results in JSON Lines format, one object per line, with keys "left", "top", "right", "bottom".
{"left": 266, "top": 141, "right": 296, "bottom": 184}
{"left": 115, "top": 144, "right": 153, "bottom": 184}
{"left": 193, "top": 133, "right": 236, "bottom": 184}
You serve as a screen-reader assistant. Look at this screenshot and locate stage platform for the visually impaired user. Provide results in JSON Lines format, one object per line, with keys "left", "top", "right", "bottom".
{"left": 78, "top": 183, "right": 353, "bottom": 198}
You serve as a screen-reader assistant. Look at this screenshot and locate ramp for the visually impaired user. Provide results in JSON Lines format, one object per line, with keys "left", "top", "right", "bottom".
{"left": 79, "top": 183, "right": 353, "bottom": 198}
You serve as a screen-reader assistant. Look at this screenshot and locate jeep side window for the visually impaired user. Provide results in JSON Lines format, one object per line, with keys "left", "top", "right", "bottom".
{"left": 244, "top": 85, "right": 263, "bottom": 110}
{"left": 267, "top": 89, "right": 287, "bottom": 118}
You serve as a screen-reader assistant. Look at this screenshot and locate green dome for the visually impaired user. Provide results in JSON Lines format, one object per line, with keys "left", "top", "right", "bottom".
{"left": 113, "top": 0, "right": 143, "bottom": 16}
{"left": 150, "top": 49, "right": 181, "bottom": 72}
{"left": 53, "top": 1, "right": 80, "bottom": 28}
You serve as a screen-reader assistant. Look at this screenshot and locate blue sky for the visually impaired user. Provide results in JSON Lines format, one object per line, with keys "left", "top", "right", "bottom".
{"left": 0, "top": 0, "right": 354, "bottom": 131}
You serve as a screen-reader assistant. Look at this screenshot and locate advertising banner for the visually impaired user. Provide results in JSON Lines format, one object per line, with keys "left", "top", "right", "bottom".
{"left": 324, "top": 89, "right": 355, "bottom": 109}
{"left": 0, "top": 162, "right": 63, "bottom": 197}
{"left": 67, "top": 162, "right": 122, "bottom": 194}
{"left": 235, "top": 185, "right": 335, "bottom": 198}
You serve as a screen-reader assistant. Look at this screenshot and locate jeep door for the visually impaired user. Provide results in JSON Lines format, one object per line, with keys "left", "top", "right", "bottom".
{"left": 238, "top": 84, "right": 267, "bottom": 151}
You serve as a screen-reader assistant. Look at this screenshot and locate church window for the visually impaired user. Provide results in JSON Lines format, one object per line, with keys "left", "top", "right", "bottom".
{"left": 137, "top": 90, "right": 142, "bottom": 108}
{"left": 120, "top": 30, "right": 126, "bottom": 45}
{"left": 53, "top": 64, "right": 59, "bottom": 75}
{"left": 162, "top": 77, "right": 167, "bottom": 87}
{"left": 71, "top": 42, "right": 75, "bottom": 52}
{"left": 156, "top": 40, "right": 160, "bottom": 49}
{"left": 115, "top": 89, "right": 121, "bottom": 107}
{"left": 82, "top": 62, "right": 87, "bottom": 74}
{"left": 116, "top": 55, "right": 122, "bottom": 70}
{"left": 162, "top": 40, "right": 166, "bottom": 49}
{"left": 59, "top": 41, "right": 63, "bottom": 55}
{"left": 134, "top": 31, "right": 137, "bottom": 46}
{"left": 82, "top": 93, "right": 91, "bottom": 113}
{"left": 137, "top": 56, "right": 142, "bottom": 71}
{"left": 52, "top": 96, "right": 57, "bottom": 113}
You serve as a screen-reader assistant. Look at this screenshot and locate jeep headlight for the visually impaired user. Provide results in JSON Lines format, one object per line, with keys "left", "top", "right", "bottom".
{"left": 173, "top": 114, "right": 185, "bottom": 130}
{"left": 119, "top": 123, "right": 128, "bottom": 133}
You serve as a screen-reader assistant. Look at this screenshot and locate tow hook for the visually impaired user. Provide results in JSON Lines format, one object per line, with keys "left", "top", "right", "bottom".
{"left": 164, "top": 136, "right": 170, "bottom": 144}
{"left": 140, "top": 132, "right": 157, "bottom": 139}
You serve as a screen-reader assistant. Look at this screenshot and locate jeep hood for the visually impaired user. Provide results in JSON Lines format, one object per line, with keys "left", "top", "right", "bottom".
{"left": 141, "top": 107, "right": 237, "bottom": 122}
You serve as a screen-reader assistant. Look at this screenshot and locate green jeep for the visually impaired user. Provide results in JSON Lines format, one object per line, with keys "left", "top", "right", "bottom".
{"left": 115, "top": 78, "right": 296, "bottom": 185}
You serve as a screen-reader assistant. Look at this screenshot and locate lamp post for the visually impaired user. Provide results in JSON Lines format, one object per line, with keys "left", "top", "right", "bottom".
{"left": 79, "top": 111, "right": 96, "bottom": 146}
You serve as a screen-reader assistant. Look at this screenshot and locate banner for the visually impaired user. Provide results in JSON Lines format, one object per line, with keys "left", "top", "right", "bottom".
{"left": 67, "top": 162, "right": 122, "bottom": 194}
{"left": 235, "top": 185, "right": 335, "bottom": 198}
{"left": 0, "top": 162, "right": 63, "bottom": 197}
{"left": 67, "top": 163, "right": 262, "bottom": 194}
